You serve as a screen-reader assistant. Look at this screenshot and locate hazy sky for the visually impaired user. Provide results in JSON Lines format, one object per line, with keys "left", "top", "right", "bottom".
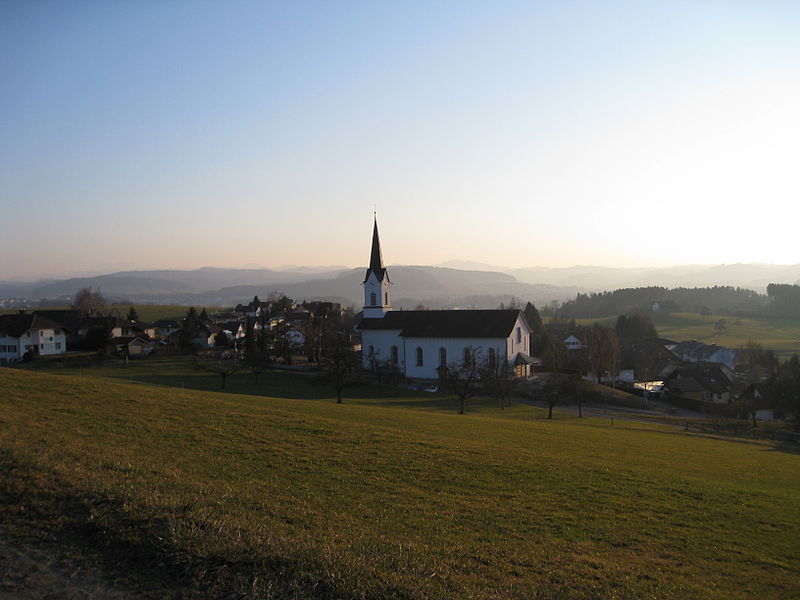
{"left": 2, "top": 1, "right": 799, "bottom": 280}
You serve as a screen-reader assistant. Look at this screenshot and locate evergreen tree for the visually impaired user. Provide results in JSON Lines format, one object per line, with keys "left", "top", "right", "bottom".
{"left": 126, "top": 306, "right": 139, "bottom": 321}
{"left": 523, "top": 302, "right": 543, "bottom": 334}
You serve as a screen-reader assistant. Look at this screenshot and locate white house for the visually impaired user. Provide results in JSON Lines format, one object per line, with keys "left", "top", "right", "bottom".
{"left": 669, "top": 340, "right": 737, "bottom": 370}
{"left": 0, "top": 312, "right": 67, "bottom": 364}
{"left": 357, "top": 218, "right": 534, "bottom": 379}
{"left": 564, "top": 334, "right": 583, "bottom": 351}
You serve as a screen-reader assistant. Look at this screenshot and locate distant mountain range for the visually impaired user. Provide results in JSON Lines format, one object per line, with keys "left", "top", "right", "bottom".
{"left": 2, "top": 263, "right": 799, "bottom": 309}
{"left": 438, "top": 261, "right": 800, "bottom": 291}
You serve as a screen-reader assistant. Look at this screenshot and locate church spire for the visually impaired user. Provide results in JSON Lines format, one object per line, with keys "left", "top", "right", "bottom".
{"left": 369, "top": 216, "right": 383, "bottom": 272}
{"left": 364, "top": 215, "right": 389, "bottom": 283}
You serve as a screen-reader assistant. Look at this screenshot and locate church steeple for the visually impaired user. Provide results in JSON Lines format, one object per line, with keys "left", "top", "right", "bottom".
{"left": 364, "top": 216, "right": 389, "bottom": 283}
{"left": 362, "top": 215, "right": 392, "bottom": 318}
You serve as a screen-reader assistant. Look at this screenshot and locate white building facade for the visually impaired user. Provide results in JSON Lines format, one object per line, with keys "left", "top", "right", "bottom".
{"left": 358, "top": 219, "right": 533, "bottom": 379}
{"left": 0, "top": 313, "right": 67, "bottom": 364}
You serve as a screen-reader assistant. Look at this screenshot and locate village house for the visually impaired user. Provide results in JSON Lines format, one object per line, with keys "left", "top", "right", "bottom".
{"left": 0, "top": 312, "right": 68, "bottom": 364}
{"left": 663, "top": 363, "right": 734, "bottom": 404}
{"left": 357, "top": 218, "right": 534, "bottom": 379}
{"left": 668, "top": 340, "right": 737, "bottom": 370}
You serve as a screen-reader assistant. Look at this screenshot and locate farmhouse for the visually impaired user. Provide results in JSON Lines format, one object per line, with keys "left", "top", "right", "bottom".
{"left": 0, "top": 312, "right": 67, "bottom": 364}
{"left": 358, "top": 219, "right": 533, "bottom": 379}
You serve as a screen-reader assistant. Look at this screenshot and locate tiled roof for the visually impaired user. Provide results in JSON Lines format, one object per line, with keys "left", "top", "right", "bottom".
{"left": 0, "top": 313, "right": 66, "bottom": 338}
{"left": 359, "top": 309, "right": 525, "bottom": 338}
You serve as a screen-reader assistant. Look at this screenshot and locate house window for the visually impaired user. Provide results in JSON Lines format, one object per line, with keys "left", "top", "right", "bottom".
{"left": 55, "top": 342, "right": 62, "bottom": 350}
{"left": 368, "top": 345, "right": 374, "bottom": 357}
{"left": 370, "top": 292, "right": 377, "bottom": 306}
{"left": 416, "top": 347, "right": 423, "bottom": 367}
{"left": 463, "top": 347, "right": 471, "bottom": 366}
{"left": 391, "top": 345, "right": 398, "bottom": 366}
{"left": 488, "top": 347, "right": 496, "bottom": 367}
{"left": 439, "top": 347, "right": 447, "bottom": 366}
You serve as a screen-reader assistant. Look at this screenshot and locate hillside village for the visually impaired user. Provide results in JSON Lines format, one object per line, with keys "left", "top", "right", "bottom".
{"left": 2, "top": 220, "right": 798, "bottom": 424}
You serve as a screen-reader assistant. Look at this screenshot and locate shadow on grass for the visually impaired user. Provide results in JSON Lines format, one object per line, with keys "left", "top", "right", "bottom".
{"left": 0, "top": 446, "right": 402, "bottom": 600}
{"left": 621, "top": 424, "right": 800, "bottom": 456}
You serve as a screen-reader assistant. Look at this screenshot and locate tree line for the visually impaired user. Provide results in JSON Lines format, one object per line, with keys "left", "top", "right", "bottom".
{"left": 548, "top": 286, "right": 768, "bottom": 319}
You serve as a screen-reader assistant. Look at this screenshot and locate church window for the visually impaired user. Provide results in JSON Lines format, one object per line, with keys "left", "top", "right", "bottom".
{"left": 488, "top": 347, "right": 496, "bottom": 367}
{"left": 463, "top": 347, "right": 471, "bottom": 366}
{"left": 516, "top": 327, "right": 521, "bottom": 344}
{"left": 439, "top": 347, "right": 447, "bottom": 366}
{"left": 384, "top": 291, "right": 388, "bottom": 305}
{"left": 416, "top": 347, "right": 423, "bottom": 367}
{"left": 391, "top": 345, "right": 398, "bottom": 366}
{"left": 370, "top": 292, "right": 377, "bottom": 306}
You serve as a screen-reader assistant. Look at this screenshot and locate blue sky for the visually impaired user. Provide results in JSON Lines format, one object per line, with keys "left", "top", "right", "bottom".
{"left": 2, "top": 1, "right": 799, "bottom": 279}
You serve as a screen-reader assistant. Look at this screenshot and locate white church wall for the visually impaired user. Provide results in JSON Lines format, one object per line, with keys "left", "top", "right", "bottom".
{"left": 403, "top": 336, "right": 510, "bottom": 379}
{"left": 361, "top": 328, "right": 404, "bottom": 370}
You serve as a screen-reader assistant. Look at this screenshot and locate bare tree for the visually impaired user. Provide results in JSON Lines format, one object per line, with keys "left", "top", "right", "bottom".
{"left": 541, "top": 384, "right": 561, "bottom": 420}
{"left": 73, "top": 287, "right": 106, "bottom": 316}
{"left": 481, "top": 352, "right": 517, "bottom": 410}
{"left": 582, "top": 324, "right": 620, "bottom": 383}
{"left": 195, "top": 358, "right": 241, "bottom": 390}
{"left": 317, "top": 324, "right": 360, "bottom": 403}
{"left": 243, "top": 349, "right": 270, "bottom": 384}
{"left": 438, "top": 347, "right": 484, "bottom": 415}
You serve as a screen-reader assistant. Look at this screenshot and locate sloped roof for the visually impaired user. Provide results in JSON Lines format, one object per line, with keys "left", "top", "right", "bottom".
{"left": 668, "top": 363, "right": 733, "bottom": 394}
{"left": 359, "top": 309, "right": 525, "bottom": 338}
{"left": 0, "top": 313, "right": 66, "bottom": 338}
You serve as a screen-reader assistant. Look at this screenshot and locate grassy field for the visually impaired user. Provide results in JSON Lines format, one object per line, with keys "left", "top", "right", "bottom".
{"left": 576, "top": 311, "right": 800, "bottom": 358}
{"left": 1, "top": 365, "right": 798, "bottom": 599}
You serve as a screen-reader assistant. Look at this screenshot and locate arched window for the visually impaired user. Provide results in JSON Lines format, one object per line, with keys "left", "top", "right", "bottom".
{"left": 439, "top": 347, "right": 447, "bottom": 366}
{"left": 463, "top": 347, "right": 471, "bottom": 366}
{"left": 370, "top": 292, "right": 377, "bottom": 306}
{"left": 516, "top": 327, "right": 522, "bottom": 344}
{"left": 488, "top": 347, "right": 496, "bottom": 367}
{"left": 416, "top": 347, "right": 423, "bottom": 367}
{"left": 391, "top": 345, "right": 398, "bottom": 366}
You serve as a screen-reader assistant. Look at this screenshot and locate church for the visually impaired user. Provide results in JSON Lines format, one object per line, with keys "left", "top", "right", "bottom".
{"left": 358, "top": 219, "right": 534, "bottom": 379}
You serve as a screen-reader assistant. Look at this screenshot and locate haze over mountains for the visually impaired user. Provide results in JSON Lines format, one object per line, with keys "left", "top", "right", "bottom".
{"left": 2, "top": 263, "right": 799, "bottom": 309}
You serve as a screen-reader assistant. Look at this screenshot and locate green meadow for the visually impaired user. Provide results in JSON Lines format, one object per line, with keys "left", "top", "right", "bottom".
{"left": 577, "top": 312, "right": 800, "bottom": 358}
{"left": 1, "top": 365, "right": 798, "bottom": 599}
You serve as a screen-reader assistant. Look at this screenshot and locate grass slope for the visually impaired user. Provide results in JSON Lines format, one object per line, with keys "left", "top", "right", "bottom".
{"left": 1, "top": 367, "right": 798, "bottom": 599}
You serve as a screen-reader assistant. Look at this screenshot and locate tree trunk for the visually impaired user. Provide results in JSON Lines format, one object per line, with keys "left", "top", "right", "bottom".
{"left": 578, "top": 399, "right": 583, "bottom": 418}
{"left": 458, "top": 396, "right": 465, "bottom": 414}
{"left": 336, "top": 388, "right": 343, "bottom": 404}
{"left": 221, "top": 374, "right": 227, "bottom": 389}
{"left": 548, "top": 404, "right": 553, "bottom": 419}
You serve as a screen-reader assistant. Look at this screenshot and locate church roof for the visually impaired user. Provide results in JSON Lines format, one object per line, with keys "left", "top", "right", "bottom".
{"left": 359, "top": 309, "right": 525, "bottom": 338}
{"left": 363, "top": 217, "right": 390, "bottom": 283}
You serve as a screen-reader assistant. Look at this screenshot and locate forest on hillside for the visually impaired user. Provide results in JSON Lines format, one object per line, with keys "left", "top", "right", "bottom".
{"left": 550, "top": 286, "right": 770, "bottom": 318}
